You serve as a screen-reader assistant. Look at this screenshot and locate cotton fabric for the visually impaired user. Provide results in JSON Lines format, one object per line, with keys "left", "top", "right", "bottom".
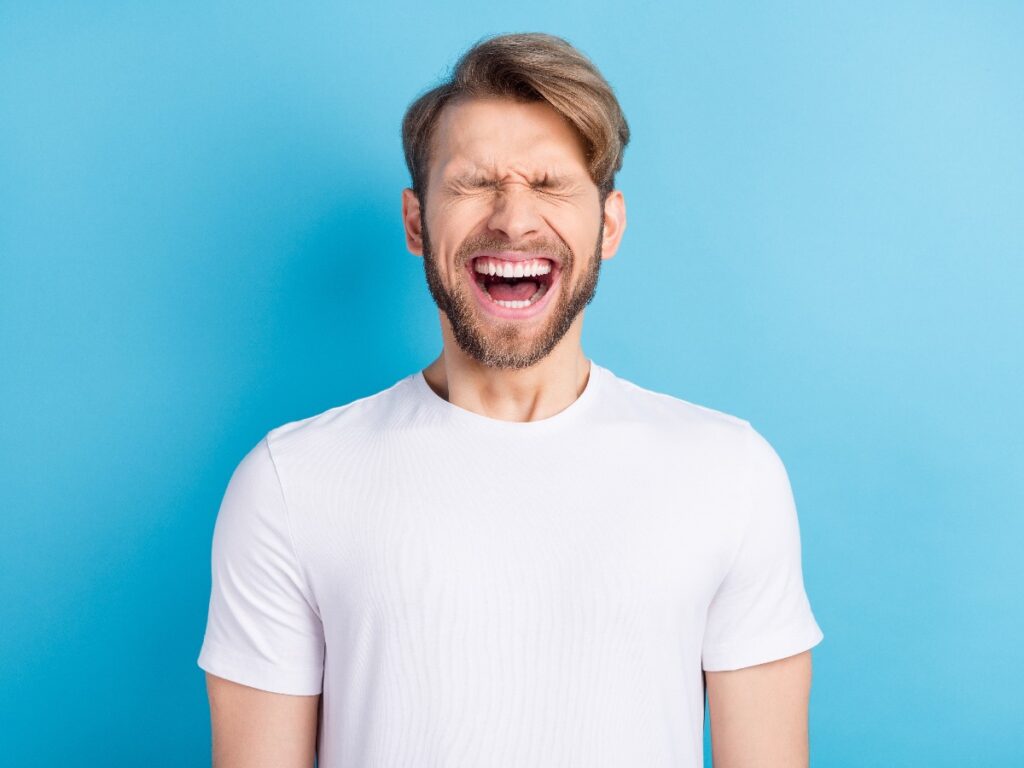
{"left": 198, "top": 361, "right": 823, "bottom": 766}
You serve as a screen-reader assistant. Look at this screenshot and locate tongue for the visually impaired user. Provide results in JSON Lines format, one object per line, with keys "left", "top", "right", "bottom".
{"left": 488, "top": 280, "right": 539, "bottom": 301}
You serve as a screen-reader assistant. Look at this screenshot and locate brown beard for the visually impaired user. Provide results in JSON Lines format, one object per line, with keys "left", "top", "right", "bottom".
{"left": 421, "top": 219, "right": 604, "bottom": 370}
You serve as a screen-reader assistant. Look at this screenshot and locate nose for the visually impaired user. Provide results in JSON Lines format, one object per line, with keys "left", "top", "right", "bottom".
{"left": 485, "top": 183, "right": 543, "bottom": 243}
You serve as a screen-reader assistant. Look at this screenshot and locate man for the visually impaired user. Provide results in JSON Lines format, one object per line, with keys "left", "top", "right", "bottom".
{"left": 198, "top": 32, "right": 823, "bottom": 767}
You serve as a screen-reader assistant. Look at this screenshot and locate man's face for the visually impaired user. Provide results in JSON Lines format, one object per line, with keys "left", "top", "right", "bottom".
{"left": 405, "top": 97, "right": 619, "bottom": 369}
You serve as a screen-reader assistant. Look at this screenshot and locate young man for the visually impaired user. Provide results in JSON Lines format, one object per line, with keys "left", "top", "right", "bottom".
{"left": 198, "top": 33, "right": 824, "bottom": 768}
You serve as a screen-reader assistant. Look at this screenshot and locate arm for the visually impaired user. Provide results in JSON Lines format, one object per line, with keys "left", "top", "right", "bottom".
{"left": 198, "top": 437, "right": 327, "bottom": 765}
{"left": 206, "top": 672, "right": 320, "bottom": 768}
{"left": 705, "top": 649, "right": 813, "bottom": 768}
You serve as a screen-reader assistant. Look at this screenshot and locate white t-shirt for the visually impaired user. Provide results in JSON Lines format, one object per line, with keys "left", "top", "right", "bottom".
{"left": 198, "top": 361, "right": 823, "bottom": 767}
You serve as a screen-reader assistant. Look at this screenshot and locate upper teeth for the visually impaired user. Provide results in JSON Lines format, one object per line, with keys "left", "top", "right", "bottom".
{"left": 473, "top": 258, "right": 552, "bottom": 278}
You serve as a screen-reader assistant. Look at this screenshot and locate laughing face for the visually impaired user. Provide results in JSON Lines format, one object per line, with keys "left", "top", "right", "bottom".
{"left": 402, "top": 97, "right": 625, "bottom": 369}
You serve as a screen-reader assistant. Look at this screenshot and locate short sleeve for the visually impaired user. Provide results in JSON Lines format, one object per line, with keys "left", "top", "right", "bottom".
{"left": 197, "top": 435, "right": 325, "bottom": 694}
{"left": 701, "top": 425, "right": 824, "bottom": 671}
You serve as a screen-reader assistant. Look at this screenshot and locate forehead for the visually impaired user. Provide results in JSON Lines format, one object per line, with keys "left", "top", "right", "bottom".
{"left": 431, "top": 96, "right": 589, "bottom": 178}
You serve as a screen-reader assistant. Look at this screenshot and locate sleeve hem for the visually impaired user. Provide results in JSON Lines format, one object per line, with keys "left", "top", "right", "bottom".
{"left": 702, "top": 618, "right": 824, "bottom": 672}
{"left": 197, "top": 640, "right": 324, "bottom": 696}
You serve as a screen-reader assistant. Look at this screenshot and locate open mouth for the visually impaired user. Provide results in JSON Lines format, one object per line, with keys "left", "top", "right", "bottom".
{"left": 469, "top": 256, "right": 558, "bottom": 311}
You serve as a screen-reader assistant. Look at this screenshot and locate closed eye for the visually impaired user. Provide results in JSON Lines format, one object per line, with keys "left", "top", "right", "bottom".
{"left": 531, "top": 180, "right": 574, "bottom": 196}
{"left": 444, "top": 178, "right": 498, "bottom": 195}
{"left": 445, "top": 174, "right": 577, "bottom": 196}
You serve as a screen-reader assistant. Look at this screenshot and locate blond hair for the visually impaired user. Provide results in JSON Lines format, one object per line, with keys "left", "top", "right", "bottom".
{"left": 402, "top": 33, "right": 630, "bottom": 201}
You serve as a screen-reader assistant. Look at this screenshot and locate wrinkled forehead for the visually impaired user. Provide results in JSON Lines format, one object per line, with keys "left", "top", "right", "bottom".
{"left": 430, "top": 97, "right": 590, "bottom": 182}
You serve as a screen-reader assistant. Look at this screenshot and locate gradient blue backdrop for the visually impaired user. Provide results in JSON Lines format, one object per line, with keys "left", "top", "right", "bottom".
{"left": 2, "top": 2, "right": 1021, "bottom": 765}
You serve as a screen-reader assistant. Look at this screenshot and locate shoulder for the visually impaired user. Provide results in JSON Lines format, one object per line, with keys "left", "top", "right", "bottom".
{"left": 593, "top": 365, "right": 790, "bottom": 482}
{"left": 596, "top": 365, "right": 757, "bottom": 448}
{"left": 263, "top": 373, "right": 422, "bottom": 460}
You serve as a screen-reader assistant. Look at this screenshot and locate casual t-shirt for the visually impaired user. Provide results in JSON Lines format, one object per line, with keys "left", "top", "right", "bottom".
{"left": 197, "top": 360, "right": 823, "bottom": 767}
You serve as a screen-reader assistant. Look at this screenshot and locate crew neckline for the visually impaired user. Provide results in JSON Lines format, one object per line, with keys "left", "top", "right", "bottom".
{"left": 411, "top": 360, "right": 606, "bottom": 432}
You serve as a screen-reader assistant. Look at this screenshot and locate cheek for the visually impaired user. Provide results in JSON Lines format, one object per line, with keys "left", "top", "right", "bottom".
{"left": 548, "top": 217, "right": 601, "bottom": 263}
{"left": 431, "top": 196, "right": 492, "bottom": 230}
{"left": 428, "top": 208, "right": 485, "bottom": 259}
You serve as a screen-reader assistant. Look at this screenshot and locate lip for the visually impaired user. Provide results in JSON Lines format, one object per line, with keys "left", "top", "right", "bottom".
{"left": 463, "top": 258, "right": 562, "bottom": 321}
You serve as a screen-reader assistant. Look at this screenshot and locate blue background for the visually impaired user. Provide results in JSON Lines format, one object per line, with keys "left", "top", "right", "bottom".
{"left": 2, "top": 2, "right": 1021, "bottom": 765}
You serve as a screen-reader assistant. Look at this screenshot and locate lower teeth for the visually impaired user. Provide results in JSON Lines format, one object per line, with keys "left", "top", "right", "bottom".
{"left": 489, "top": 283, "right": 547, "bottom": 309}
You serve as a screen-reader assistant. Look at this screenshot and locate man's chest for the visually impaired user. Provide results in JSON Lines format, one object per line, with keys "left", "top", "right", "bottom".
{"left": 292, "top": 443, "right": 743, "bottom": 637}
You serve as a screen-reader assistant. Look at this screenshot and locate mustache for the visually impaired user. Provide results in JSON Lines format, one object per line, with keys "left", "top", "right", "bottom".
{"left": 455, "top": 234, "right": 574, "bottom": 265}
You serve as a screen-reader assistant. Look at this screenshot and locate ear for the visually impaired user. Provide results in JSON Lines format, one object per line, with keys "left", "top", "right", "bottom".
{"left": 600, "top": 189, "right": 627, "bottom": 261}
{"left": 402, "top": 188, "right": 424, "bottom": 257}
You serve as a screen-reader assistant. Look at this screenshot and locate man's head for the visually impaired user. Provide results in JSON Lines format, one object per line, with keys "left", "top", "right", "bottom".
{"left": 400, "top": 33, "right": 629, "bottom": 369}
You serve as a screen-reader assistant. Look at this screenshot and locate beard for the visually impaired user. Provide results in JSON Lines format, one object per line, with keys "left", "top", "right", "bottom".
{"left": 420, "top": 219, "right": 604, "bottom": 370}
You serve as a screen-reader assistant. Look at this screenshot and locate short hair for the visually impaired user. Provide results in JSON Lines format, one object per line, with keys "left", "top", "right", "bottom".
{"left": 401, "top": 32, "right": 630, "bottom": 202}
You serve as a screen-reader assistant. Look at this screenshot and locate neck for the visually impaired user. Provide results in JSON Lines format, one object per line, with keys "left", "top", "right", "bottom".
{"left": 421, "top": 315, "right": 591, "bottom": 422}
